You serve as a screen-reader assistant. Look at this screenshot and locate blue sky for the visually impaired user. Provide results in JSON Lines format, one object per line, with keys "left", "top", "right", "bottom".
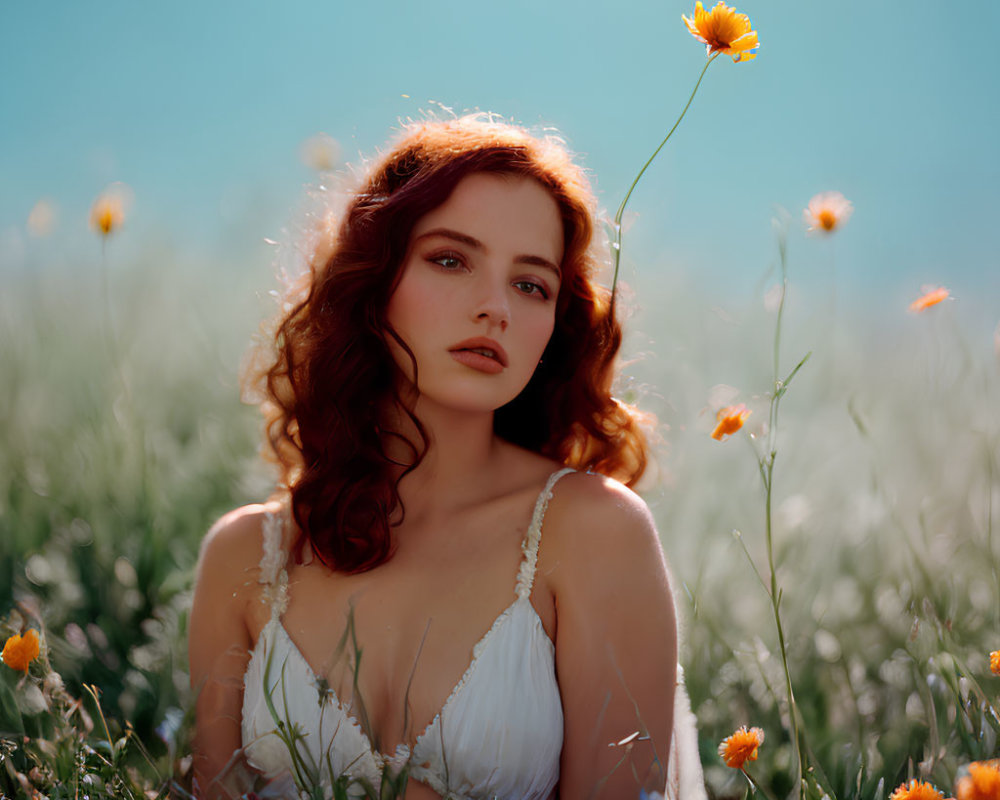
{"left": 2, "top": 0, "right": 999, "bottom": 320}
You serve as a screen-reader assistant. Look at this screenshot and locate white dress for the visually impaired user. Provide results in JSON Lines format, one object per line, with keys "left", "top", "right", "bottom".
{"left": 240, "top": 468, "right": 706, "bottom": 799}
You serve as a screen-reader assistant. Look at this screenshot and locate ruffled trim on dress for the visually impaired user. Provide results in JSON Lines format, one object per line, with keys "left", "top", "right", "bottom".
{"left": 515, "top": 467, "right": 575, "bottom": 600}
{"left": 665, "top": 665, "right": 708, "bottom": 800}
{"left": 259, "top": 507, "right": 289, "bottom": 619}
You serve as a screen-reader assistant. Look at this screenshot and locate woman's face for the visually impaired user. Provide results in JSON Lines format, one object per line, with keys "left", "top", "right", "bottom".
{"left": 386, "top": 172, "right": 564, "bottom": 414}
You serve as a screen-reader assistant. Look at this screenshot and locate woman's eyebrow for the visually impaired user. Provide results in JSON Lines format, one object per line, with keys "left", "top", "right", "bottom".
{"left": 415, "top": 227, "right": 561, "bottom": 279}
{"left": 416, "top": 227, "right": 482, "bottom": 250}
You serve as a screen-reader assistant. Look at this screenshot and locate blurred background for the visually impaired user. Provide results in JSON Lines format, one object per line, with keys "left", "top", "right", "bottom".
{"left": 3, "top": 0, "right": 999, "bottom": 304}
{"left": 2, "top": 1, "right": 998, "bottom": 797}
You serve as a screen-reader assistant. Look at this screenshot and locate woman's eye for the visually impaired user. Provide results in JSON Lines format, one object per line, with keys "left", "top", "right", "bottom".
{"left": 429, "top": 253, "right": 464, "bottom": 271}
{"left": 514, "top": 280, "right": 549, "bottom": 299}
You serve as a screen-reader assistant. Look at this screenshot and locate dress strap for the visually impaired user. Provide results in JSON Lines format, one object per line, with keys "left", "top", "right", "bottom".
{"left": 515, "top": 467, "right": 575, "bottom": 600}
{"left": 258, "top": 506, "right": 289, "bottom": 621}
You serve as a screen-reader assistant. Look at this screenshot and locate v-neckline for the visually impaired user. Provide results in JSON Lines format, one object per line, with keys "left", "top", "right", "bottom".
{"left": 261, "top": 591, "right": 547, "bottom": 761}
{"left": 248, "top": 466, "right": 572, "bottom": 763}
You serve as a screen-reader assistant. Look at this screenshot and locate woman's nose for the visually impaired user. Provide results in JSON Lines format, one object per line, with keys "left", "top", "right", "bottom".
{"left": 472, "top": 279, "right": 510, "bottom": 330}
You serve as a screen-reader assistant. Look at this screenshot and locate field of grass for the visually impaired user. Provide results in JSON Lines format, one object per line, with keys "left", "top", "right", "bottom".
{"left": 1, "top": 217, "right": 998, "bottom": 798}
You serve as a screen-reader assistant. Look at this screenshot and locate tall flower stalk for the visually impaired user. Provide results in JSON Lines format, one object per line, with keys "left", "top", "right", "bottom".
{"left": 90, "top": 184, "right": 131, "bottom": 405}
{"left": 609, "top": 1, "right": 759, "bottom": 300}
{"left": 724, "top": 225, "right": 812, "bottom": 797}
{"left": 609, "top": 53, "right": 718, "bottom": 299}
{"left": 758, "top": 228, "right": 810, "bottom": 798}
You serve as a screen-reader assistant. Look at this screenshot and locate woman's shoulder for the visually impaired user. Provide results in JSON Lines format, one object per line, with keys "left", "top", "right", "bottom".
{"left": 541, "top": 471, "right": 673, "bottom": 628}
{"left": 550, "top": 471, "right": 656, "bottom": 537}
{"left": 541, "top": 471, "right": 663, "bottom": 581}
{"left": 196, "top": 501, "right": 288, "bottom": 583}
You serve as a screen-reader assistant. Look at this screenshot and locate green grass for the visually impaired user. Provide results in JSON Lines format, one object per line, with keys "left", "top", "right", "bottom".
{"left": 1, "top": 230, "right": 998, "bottom": 798}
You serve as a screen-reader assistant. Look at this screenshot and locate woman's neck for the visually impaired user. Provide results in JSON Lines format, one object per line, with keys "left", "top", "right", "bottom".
{"left": 383, "top": 395, "right": 503, "bottom": 515}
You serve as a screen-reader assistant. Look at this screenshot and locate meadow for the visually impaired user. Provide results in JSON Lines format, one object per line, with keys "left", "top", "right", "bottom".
{"left": 2, "top": 187, "right": 998, "bottom": 799}
{"left": 2, "top": 7, "right": 999, "bottom": 790}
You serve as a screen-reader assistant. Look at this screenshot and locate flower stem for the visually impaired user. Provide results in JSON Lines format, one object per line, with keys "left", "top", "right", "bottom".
{"left": 99, "top": 238, "right": 130, "bottom": 408}
{"left": 741, "top": 765, "right": 781, "bottom": 800}
{"left": 761, "top": 229, "right": 806, "bottom": 798}
{"left": 772, "top": 230, "right": 788, "bottom": 384}
{"left": 762, "top": 455, "right": 804, "bottom": 798}
{"left": 609, "top": 53, "right": 719, "bottom": 301}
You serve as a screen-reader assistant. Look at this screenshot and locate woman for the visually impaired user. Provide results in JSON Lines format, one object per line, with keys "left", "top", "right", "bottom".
{"left": 189, "top": 116, "right": 701, "bottom": 799}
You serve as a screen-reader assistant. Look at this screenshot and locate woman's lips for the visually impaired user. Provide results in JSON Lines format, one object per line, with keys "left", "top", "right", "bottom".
{"left": 450, "top": 348, "right": 505, "bottom": 374}
{"left": 448, "top": 337, "right": 508, "bottom": 374}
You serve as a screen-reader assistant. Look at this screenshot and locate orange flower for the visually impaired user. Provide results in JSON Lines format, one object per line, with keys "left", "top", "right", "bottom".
{"left": 956, "top": 761, "right": 1000, "bottom": 800}
{"left": 909, "top": 287, "right": 950, "bottom": 313}
{"left": 712, "top": 404, "right": 751, "bottom": 441}
{"left": 682, "top": 1, "right": 759, "bottom": 62}
{"left": 990, "top": 650, "right": 1000, "bottom": 676}
{"left": 90, "top": 195, "right": 123, "bottom": 236}
{"left": 718, "top": 725, "right": 764, "bottom": 769}
{"left": 804, "top": 191, "right": 853, "bottom": 233}
{"left": 889, "top": 779, "right": 949, "bottom": 800}
{"left": 1, "top": 628, "right": 40, "bottom": 673}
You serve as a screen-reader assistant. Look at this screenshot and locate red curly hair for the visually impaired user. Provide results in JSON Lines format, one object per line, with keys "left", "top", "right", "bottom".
{"left": 247, "top": 116, "right": 652, "bottom": 573}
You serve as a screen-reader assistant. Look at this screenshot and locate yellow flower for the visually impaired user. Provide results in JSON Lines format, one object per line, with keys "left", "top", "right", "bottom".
{"left": 89, "top": 182, "right": 132, "bottom": 237}
{"left": 718, "top": 725, "right": 764, "bottom": 769}
{"left": 889, "top": 779, "right": 949, "bottom": 800}
{"left": 804, "top": 191, "right": 853, "bottom": 233}
{"left": 909, "top": 287, "right": 950, "bottom": 313}
{"left": 712, "top": 404, "right": 751, "bottom": 441}
{"left": 956, "top": 761, "right": 1000, "bottom": 800}
{"left": 2, "top": 628, "right": 40, "bottom": 673}
{"left": 683, "top": 1, "right": 760, "bottom": 62}
{"left": 990, "top": 650, "right": 1000, "bottom": 675}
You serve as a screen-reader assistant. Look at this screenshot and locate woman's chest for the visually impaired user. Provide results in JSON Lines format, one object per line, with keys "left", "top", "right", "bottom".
{"left": 243, "top": 521, "right": 558, "bottom": 750}
{"left": 242, "top": 596, "right": 563, "bottom": 800}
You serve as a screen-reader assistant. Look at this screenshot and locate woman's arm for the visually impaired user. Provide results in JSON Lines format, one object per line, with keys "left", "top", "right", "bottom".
{"left": 188, "top": 507, "right": 263, "bottom": 797}
{"left": 547, "top": 475, "right": 678, "bottom": 798}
